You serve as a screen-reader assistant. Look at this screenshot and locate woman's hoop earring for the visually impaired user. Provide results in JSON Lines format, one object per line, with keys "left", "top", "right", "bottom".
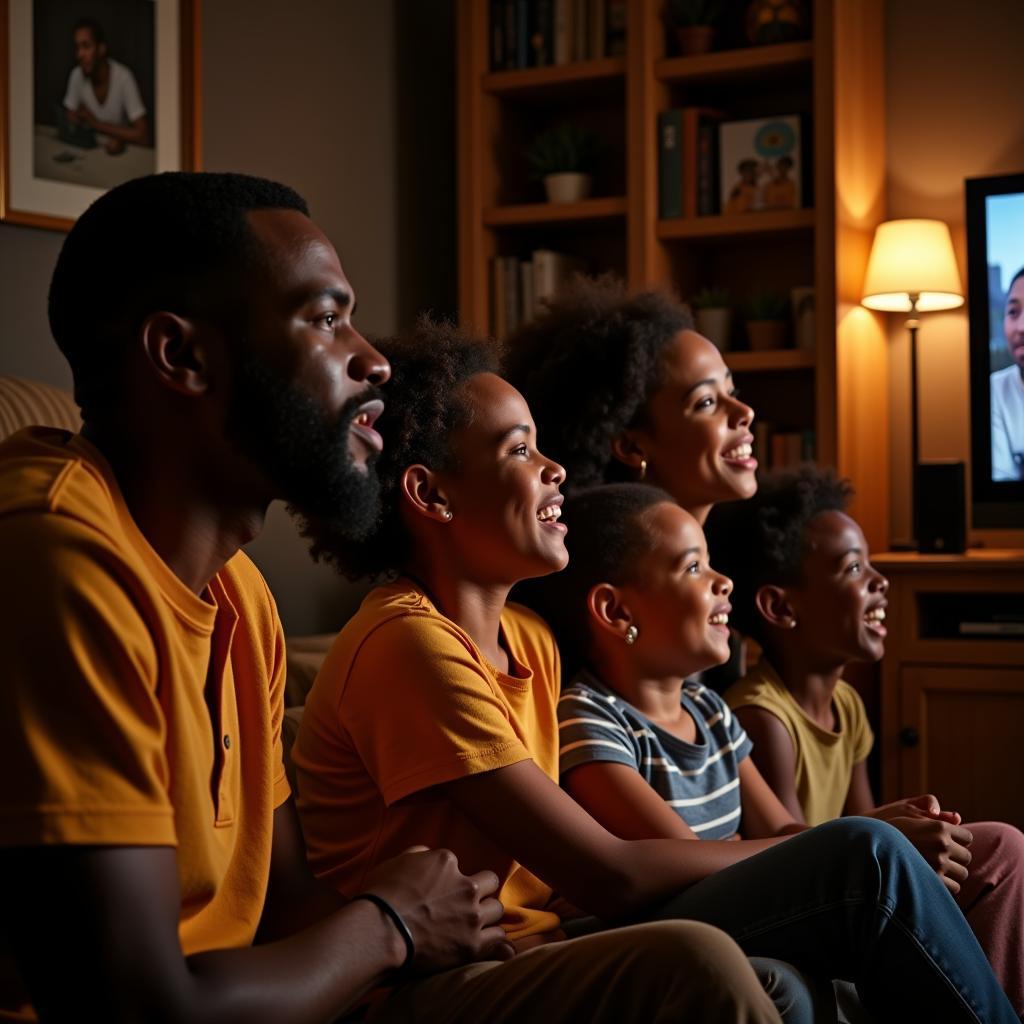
{"left": 625, "top": 625, "right": 639, "bottom": 645}
{"left": 639, "top": 459, "right": 647, "bottom": 482}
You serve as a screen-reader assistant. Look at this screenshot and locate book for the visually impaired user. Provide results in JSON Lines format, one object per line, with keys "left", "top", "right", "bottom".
{"left": 606, "top": 0, "right": 627, "bottom": 56}
{"left": 533, "top": 249, "right": 584, "bottom": 312}
{"left": 681, "top": 107, "right": 723, "bottom": 218}
{"left": 658, "top": 109, "right": 683, "bottom": 220}
{"left": 492, "top": 257, "right": 508, "bottom": 338}
{"left": 696, "top": 114, "right": 719, "bottom": 215}
{"left": 553, "top": 0, "right": 572, "bottom": 64}
{"left": 505, "top": 255, "right": 522, "bottom": 334}
{"left": 589, "top": 0, "right": 605, "bottom": 59}
{"left": 573, "top": 0, "right": 588, "bottom": 62}
{"left": 490, "top": 0, "right": 505, "bottom": 70}
{"left": 516, "top": 0, "right": 530, "bottom": 68}
{"left": 520, "top": 260, "right": 536, "bottom": 322}
{"left": 532, "top": 0, "right": 554, "bottom": 66}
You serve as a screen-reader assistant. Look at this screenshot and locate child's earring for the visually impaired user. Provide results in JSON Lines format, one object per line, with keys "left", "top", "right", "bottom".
{"left": 638, "top": 459, "right": 647, "bottom": 482}
{"left": 789, "top": 618, "right": 797, "bottom": 628}
{"left": 443, "top": 510, "right": 453, "bottom": 521}
{"left": 625, "top": 625, "right": 639, "bottom": 645}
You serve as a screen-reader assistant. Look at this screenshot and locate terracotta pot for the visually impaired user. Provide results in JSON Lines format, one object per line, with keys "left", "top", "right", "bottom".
{"left": 746, "top": 319, "right": 789, "bottom": 350}
{"left": 674, "top": 25, "right": 716, "bottom": 56}
{"left": 543, "top": 172, "right": 593, "bottom": 203}
{"left": 695, "top": 307, "right": 733, "bottom": 351}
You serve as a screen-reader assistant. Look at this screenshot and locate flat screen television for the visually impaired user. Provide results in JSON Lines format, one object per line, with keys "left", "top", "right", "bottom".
{"left": 966, "top": 172, "right": 1024, "bottom": 529}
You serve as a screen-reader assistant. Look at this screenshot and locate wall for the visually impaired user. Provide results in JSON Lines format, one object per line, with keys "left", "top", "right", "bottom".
{"left": 0, "top": 0, "right": 455, "bottom": 633}
{"left": 884, "top": 0, "right": 1024, "bottom": 544}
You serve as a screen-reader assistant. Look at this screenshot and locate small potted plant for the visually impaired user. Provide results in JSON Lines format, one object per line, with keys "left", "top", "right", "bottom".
{"left": 744, "top": 290, "right": 790, "bottom": 350}
{"left": 525, "top": 123, "right": 601, "bottom": 203}
{"left": 691, "top": 286, "right": 732, "bottom": 351}
{"left": 665, "top": 0, "right": 721, "bottom": 56}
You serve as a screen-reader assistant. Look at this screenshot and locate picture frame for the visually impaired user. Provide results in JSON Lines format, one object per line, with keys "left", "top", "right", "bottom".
{"left": 719, "top": 115, "right": 802, "bottom": 216}
{"left": 0, "top": 0, "right": 200, "bottom": 231}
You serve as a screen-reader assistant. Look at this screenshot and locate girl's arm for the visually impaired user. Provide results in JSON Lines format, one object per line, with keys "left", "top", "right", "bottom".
{"left": 735, "top": 758, "right": 806, "bottom": 839}
{"left": 733, "top": 706, "right": 806, "bottom": 823}
{"left": 443, "top": 759, "right": 792, "bottom": 920}
{"left": 842, "top": 760, "right": 876, "bottom": 816}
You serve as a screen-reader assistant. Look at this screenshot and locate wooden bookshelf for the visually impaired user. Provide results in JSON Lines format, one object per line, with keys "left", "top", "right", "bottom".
{"left": 457, "top": 0, "right": 892, "bottom": 549}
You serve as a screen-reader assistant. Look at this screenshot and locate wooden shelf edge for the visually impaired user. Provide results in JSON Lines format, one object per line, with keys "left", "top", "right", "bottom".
{"left": 726, "top": 349, "right": 816, "bottom": 372}
{"left": 658, "top": 208, "right": 815, "bottom": 239}
{"left": 483, "top": 57, "right": 626, "bottom": 94}
{"left": 483, "top": 195, "right": 628, "bottom": 226}
{"left": 656, "top": 41, "right": 814, "bottom": 83}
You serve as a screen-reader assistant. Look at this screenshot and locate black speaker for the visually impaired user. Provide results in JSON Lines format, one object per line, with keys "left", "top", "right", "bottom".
{"left": 914, "top": 461, "right": 967, "bottom": 553}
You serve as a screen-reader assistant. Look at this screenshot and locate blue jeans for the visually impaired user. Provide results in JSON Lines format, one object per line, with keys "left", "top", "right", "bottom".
{"left": 653, "top": 818, "right": 1016, "bottom": 1023}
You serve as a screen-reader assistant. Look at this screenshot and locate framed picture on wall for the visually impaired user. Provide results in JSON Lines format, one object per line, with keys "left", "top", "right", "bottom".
{"left": 0, "top": 0, "right": 200, "bottom": 231}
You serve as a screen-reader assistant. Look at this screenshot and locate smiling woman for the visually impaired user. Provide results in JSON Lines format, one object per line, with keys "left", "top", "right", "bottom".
{"left": 506, "top": 275, "right": 757, "bottom": 526}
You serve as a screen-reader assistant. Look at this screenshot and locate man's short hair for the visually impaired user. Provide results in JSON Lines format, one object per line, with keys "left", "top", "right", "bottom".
{"left": 48, "top": 171, "right": 309, "bottom": 422}
{"left": 72, "top": 18, "right": 106, "bottom": 46}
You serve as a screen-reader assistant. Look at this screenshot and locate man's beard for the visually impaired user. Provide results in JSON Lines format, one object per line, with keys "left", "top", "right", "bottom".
{"left": 225, "top": 348, "right": 383, "bottom": 555}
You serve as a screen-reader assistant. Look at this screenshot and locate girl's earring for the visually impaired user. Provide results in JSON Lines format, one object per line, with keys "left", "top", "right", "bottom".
{"left": 639, "top": 459, "right": 647, "bottom": 482}
{"left": 625, "top": 625, "right": 639, "bottom": 645}
{"left": 789, "top": 619, "right": 797, "bottom": 628}
{"left": 443, "top": 510, "right": 453, "bottom": 521}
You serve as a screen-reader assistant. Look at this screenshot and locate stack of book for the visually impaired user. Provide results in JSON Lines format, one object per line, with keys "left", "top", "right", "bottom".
{"left": 753, "top": 423, "right": 816, "bottom": 469}
{"left": 490, "top": 0, "right": 627, "bottom": 70}
{"left": 657, "top": 107, "right": 723, "bottom": 219}
{"left": 491, "top": 249, "right": 585, "bottom": 338}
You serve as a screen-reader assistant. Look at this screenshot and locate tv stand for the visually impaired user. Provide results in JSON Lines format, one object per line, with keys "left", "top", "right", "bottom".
{"left": 874, "top": 550, "right": 1024, "bottom": 829}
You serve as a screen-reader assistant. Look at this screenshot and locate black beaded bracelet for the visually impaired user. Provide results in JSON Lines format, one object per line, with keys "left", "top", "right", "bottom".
{"left": 353, "top": 893, "right": 416, "bottom": 973}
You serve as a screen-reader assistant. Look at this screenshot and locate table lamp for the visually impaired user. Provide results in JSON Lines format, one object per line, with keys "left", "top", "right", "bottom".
{"left": 861, "top": 219, "right": 964, "bottom": 548}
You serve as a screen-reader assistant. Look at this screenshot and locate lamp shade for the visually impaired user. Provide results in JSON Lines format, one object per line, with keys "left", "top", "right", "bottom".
{"left": 861, "top": 219, "right": 964, "bottom": 312}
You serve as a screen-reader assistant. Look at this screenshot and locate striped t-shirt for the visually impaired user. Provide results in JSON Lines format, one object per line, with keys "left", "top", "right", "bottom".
{"left": 558, "top": 670, "right": 752, "bottom": 839}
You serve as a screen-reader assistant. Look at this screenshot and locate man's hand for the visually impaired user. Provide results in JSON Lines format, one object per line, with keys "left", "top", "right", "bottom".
{"left": 75, "top": 104, "right": 97, "bottom": 129}
{"left": 361, "top": 847, "right": 514, "bottom": 974}
{"left": 871, "top": 793, "right": 961, "bottom": 825}
{"left": 887, "top": 816, "right": 973, "bottom": 895}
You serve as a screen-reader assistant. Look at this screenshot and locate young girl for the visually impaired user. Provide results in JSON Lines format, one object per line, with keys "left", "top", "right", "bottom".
{"left": 710, "top": 466, "right": 1024, "bottom": 1015}
{"left": 506, "top": 275, "right": 756, "bottom": 526}
{"left": 294, "top": 322, "right": 1017, "bottom": 1024}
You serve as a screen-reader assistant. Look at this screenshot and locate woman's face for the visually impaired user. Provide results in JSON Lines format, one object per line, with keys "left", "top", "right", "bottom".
{"left": 1005, "top": 274, "right": 1024, "bottom": 370}
{"left": 439, "top": 373, "right": 568, "bottom": 583}
{"left": 624, "top": 331, "right": 757, "bottom": 519}
{"left": 617, "top": 501, "right": 733, "bottom": 678}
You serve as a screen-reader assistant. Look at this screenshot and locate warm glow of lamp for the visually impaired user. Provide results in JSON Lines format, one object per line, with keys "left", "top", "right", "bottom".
{"left": 862, "top": 219, "right": 964, "bottom": 312}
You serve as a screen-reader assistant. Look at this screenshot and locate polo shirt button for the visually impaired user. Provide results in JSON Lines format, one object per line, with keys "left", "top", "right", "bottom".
{"left": 223, "top": 734, "right": 231, "bottom": 750}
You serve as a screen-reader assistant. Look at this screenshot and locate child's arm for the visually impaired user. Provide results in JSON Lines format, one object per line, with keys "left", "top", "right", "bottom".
{"left": 842, "top": 760, "right": 876, "bottom": 816}
{"left": 735, "top": 759, "right": 807, "bottom": 840}
{"left": 733, "top": 706, "right": 807, "bottom": 823}
{"left": 443, "top": 760, "right": 795, "bottom": 920}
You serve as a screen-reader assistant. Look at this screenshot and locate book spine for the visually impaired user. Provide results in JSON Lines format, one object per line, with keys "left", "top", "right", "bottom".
{"left": 520, "top": 260, "right": 536, "bottom": 322}
{"left": 505, "top": 255, "right": 521, "bottom": 334}
{"left": 504, "top": 0, "right": 517, "bottom": 69}
{"left": 697, "top": 115, "right": 717, "bottom": 216}
{"left": 490, "top": 0, "right": 505, "bottom": 70}
{"left": 658, "top": 110, "right": 683, "bottom": 220}
{"left": 492, "top": 257, "right": 508, "bottom": 338}
{"left": 554, "top": 0, "right": 572, "bottom": 63}
{"left": 589, "top": 0, "right": 605, "bottom": 58}
{"left": 533, "top": 0, "right": 553, "bottom": 66}
{"left": 573, "top": 0, "right": 588, "bottom": 61}
{"left": 606, "top": 0, "right": 627, "bottom": 56}
{"left": 533, "top": 249, "right": 556, "bottom": 308}
{"left": 516, "top": 0, "right": 530, "bottom": 68}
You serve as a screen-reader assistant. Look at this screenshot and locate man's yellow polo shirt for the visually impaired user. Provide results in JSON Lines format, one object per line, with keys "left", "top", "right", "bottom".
{"left": 0, "top": 428, "right": 290, "bottom": 1018}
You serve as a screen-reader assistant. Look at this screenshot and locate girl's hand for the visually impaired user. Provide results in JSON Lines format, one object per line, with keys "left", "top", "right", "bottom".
{"left": 871, "top": 794, "right": 961, "bottom": 825}
{"left": 887, "top": 817, "right": 973, "bottom": 896}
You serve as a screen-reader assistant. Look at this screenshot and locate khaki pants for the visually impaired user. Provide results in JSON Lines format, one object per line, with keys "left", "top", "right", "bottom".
{"left": 374, "top": 920, "right": 781, "bottom": 1023}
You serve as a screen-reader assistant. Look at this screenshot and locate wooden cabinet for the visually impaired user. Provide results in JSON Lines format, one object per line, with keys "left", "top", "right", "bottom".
{"left": 456, "top": 0, "right": 894, "bottom": 551}
{"left": 875, "top": 551, "right": 1024, "bottom": 829}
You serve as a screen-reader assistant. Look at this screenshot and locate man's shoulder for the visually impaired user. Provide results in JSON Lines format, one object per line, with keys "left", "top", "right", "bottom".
{"left": 991, "top": 364, "right": 1023, "bottom": 397}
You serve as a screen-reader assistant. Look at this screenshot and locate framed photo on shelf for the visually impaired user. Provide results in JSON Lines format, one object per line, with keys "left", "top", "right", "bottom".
{"left": 1, "top": 0, "right": 200, "bottom": 231}
{"left": 719, "top": 115, "right": 802, "bottom": 216}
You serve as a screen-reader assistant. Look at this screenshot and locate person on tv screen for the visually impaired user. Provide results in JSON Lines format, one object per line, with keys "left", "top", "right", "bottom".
{"left": 63, "top": 17, "right": 149, "bottom": 155}
{"left": 991, "top": 266, "right": 1024, "bottom": 481}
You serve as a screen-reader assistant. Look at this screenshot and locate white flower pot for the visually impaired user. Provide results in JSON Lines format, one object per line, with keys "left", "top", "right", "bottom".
{"left": 543, "top": 172, "right": 592, "bottom": 203}
{"left": 695, "top": 307, "right": 733, "bottom": 351}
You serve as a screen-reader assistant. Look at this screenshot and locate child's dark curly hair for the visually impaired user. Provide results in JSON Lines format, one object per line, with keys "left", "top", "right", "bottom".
{"left": 505, "top": 275, "right": 693, "bottom": 492}
{"left": 314, "top": 317, "right": 501, "bottom": 581}
{"left": 518, "top": 483, "right": 673, "bottom": 678}
{"left": 704, "top": 466, "right": 853, "bottom": 641}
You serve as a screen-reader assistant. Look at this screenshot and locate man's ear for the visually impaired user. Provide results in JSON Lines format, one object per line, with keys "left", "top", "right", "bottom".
{"left": 401, "top": 464, "right": 451, "bottom": 523}
{"left": 587, "top": 581, "right": 634, "bottom": 644}
{"left": 609, "top": 431, "right": 647, "bottom": 475}
{"left": 139, "top": 312, "right": 210, "bottom": 396}
{"left": 755, "top": 584, "right": 798, "bottom": 631}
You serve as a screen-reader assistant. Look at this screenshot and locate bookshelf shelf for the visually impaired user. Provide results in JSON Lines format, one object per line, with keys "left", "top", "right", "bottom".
{"left": 484, "top": 196, "right": 628, "bottom": 227}
{"left": 727, "top": 349, "right": 816, "bottom": 372}
{"left": 657, "top": 209, "right": 815, "bottom": 241}
{"left": 655, "top": 41, "right": 814, "bottom": 85}
{"left": 458, "top": 0, "right": 892, "bottom": 547}
{"left": 483, "top": 57, "right": 626, "bottom": 98}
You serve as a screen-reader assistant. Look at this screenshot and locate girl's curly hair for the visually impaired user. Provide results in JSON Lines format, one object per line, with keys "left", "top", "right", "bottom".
{"left": 505, "top": 274, "right": 693, "bottom": 492}
{"left": 314, "top": 317, "right": 501, "bottom": 581}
